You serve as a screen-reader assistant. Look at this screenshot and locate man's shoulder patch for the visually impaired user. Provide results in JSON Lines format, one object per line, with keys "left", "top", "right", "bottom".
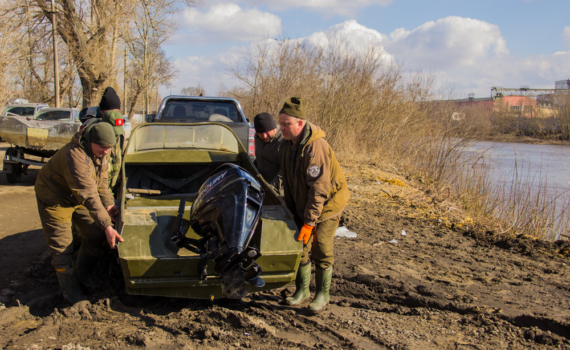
{"left": 308, "top": 165, "right": 320, "bottom": 178}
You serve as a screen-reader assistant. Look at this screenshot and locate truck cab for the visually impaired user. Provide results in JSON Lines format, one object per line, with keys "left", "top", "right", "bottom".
{"left": 150, "top": 96, "right": 256, "bottom": 159}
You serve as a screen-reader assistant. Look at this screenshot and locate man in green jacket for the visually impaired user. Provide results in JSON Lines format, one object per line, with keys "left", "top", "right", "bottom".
{"left": 35, "top": 122, "right": 124, "bottom": 303}
{"left": 99, "top": 87, "right": 124, "bottom": 193}
{"left": 279, "top": 97, "right": 350, "bottom": 313}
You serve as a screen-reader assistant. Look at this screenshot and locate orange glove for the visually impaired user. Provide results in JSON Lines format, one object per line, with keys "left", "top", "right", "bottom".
{"left": 298, "top": 224, "right": 314, "bottom": 244}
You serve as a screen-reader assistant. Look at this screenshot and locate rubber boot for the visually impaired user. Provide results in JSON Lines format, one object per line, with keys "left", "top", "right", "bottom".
{"left": 56, "top": 268, "right": 86, "bottom": 304}
{"left": 308, "top": 266, "right": 332, "bottom": 314}
{"left": 286, "top": 262, "right": 311, "bottom": 305}
{"left": 74, "top": 251, "right": 104, "bottom": 292}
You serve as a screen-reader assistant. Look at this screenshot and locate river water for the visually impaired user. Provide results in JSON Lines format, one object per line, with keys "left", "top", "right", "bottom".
{"left": 465, "top": 141, "right": 570, "bottom": 237}
{"left": 468, "top": 141, "right": 570, "bottom": 198}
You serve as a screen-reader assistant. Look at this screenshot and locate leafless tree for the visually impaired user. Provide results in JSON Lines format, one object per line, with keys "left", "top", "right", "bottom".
{"left": 1, "top": 0, "right": 198, "bottom": 108}
{"left": 123, "top": 0, "right": 193, "bottom": 117}
{"left": 181, "top": 83, "right": 205, "bottom": 96}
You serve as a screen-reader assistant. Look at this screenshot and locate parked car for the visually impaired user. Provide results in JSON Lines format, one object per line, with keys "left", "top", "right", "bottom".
{"left": 122, "top": 116, "right": 132, "bottom": 139}
{"left": 151, "top": 96, "right": 256, "bottom": 159}
{"left": 117, "top": 122, "right": 301, "bottom": 299}
{"left": 1, "top": 103, "right": 49, "bottom": 118}
{"left": 0, "top": 108, "right": 80, "bottom": 183}
{"left": 33, "top": 107, "right": 80, "bottom": 121}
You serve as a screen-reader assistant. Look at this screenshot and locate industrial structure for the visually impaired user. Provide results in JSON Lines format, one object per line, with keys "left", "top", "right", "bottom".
{"left": 445, "top": 80, "right": 570, "bottom": 119}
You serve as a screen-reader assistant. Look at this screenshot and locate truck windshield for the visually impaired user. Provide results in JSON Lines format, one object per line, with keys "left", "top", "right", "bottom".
{"left": 161, "top": 100, "right": 240, "bottom": 122}
{"left": 127, "top": 124, "right": 240, "bottom": 153}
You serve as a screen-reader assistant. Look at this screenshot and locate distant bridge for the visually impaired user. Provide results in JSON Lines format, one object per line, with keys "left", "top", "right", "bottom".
{"left": 491, "top": 86, "right": 570, "bottom": 98}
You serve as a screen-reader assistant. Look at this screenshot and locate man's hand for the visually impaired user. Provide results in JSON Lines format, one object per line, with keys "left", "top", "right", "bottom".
{"left": 298, "top": 224, "right": 314, "bottom": 245}
{"left": 104, "top": 226, "right": 124, "bottom": 249}
{"left": 106, "top": 205, "right": 119, "bottom": 222}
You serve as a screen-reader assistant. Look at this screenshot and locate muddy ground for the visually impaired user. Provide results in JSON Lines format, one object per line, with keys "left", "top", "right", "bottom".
{"left": 1, "top": 141, "right": 569, "bottom": 350}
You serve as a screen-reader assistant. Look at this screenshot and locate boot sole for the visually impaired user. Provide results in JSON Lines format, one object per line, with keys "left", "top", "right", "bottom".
{"left": 285, "top": 296, "right": 310, "bottom": 306}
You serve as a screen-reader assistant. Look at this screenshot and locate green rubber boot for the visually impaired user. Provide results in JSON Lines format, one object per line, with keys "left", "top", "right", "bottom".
{"left": 56, "top": 268, "right": 86, "bottom": 304}
{"left": 286, "top": 262, "right": 311, "bottom": 305}
{"left": 308, "top": 266, "right": 332, "bottom": 314}
{"left": 74, "top": 251, "right": 104, "bottom": 292}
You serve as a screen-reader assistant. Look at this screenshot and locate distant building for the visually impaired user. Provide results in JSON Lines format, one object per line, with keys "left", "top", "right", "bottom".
{"left": 445, "top": 94, "right": 536, "bottom": 117}
{"left": 555, "top": 79, "right": 570, "bottom": 90}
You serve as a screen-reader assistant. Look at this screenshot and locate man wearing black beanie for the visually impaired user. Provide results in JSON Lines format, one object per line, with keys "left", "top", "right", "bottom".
{"left": 99, "top": 87, "right": 121, "bottom": 111}
{"left": 98, "top": 87, "right": 124, "bottom": 193}
{"left": 253, "top": 112, "right": 284, "bottom": 196}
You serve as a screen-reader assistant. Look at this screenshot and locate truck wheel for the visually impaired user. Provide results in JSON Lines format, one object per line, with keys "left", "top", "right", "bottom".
{"left": 5, "top": 148, "right": 23, "bottom": 183}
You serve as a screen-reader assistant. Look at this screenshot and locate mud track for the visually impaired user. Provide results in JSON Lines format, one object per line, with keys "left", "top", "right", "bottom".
{"left": 1, "top": 143, "right": 569, "bottom": 349}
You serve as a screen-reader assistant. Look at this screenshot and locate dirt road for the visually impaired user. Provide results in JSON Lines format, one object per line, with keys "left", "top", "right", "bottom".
{"left": 0, "top": 152, "right": 569, "bottom": 349}
{"left": 0, "top": 142, "right": 45, "bottom": 292}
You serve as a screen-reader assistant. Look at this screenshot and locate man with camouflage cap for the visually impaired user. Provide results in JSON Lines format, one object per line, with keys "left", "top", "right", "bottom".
{"left": 35, "top": 122, "right": 124, "bottom": 303}
{"left": 279, "top": 97, "right": 350, "bottom": 313}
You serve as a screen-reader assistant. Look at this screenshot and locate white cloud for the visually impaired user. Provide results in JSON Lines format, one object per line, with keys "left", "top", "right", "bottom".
{"left": 206, "top": 0, "right": 393, "bottom": 16}
{"left": 386, "top": 16, "right": 508, "bottom": 70}
{"left": 165, "top": 46, "right": 244, "bottom": 97}
{"left": 564, "top": 26, "right": 570, "bottom": 48}
{"left": 165, "top": 17, "right": 570, "bottom": 101}
{"left": 301, "top": 20, "right": 392, "bottom": 61}
{"left": 181, "top": 3, "right": 282, "bottom": 43}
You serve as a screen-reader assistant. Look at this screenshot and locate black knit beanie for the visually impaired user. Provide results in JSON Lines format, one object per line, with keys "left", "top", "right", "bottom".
{"left": 99, "top": 87, "right": 121, "bottom": 111}
{"left": 254, "top": 112, "right": 277, "bottom": 133}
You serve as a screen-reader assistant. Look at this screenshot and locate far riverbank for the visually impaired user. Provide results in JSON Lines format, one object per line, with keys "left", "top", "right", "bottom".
{"left": 474, "top": 134, "right": 570, "bottom": 146}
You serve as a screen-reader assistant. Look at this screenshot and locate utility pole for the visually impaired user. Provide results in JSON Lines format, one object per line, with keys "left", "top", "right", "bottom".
{"left": 123, "top": 46, "right": 127, "bottom": 116}
{"left": 51, "top": 0, "right": 60, "bottom": 107}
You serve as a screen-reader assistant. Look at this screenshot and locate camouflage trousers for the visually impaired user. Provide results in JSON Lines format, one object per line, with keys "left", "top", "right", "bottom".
{"left": 299, "top": 217, "right": 340, "bottom": 269}
{"left": 36, "top": 196, "right": 107, "bottom": 270}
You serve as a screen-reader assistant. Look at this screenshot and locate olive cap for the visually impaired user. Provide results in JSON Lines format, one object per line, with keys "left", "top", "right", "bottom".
{"left": 279, "top": 97, "right": 305, "bottom": 120}
{"left": 89, "top": 122, "right": 117, "bottom": 147}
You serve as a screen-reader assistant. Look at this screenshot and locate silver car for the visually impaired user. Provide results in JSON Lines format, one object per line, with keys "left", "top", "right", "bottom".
{"left": 123, "top": 116, "right": 132, "bottom": 139}
{"left": 1, "top": 103, "right": 49, "bottom": 117}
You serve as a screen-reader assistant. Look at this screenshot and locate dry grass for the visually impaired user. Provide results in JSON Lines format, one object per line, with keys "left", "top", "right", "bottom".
{"left": 225, "top": 35, "right": 569, "bottom": 241}
{"left": 452, "top": 158, "right": 570, "bottom": 240}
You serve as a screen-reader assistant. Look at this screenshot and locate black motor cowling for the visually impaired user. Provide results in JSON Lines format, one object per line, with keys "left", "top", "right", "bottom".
{"left": 189, "top": 163, "right": 264, "bottom": 298}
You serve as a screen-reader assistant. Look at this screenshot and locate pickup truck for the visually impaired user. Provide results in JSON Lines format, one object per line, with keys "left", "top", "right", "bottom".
{"left": 148, "top": 96, "right": 256, "bottom": 159}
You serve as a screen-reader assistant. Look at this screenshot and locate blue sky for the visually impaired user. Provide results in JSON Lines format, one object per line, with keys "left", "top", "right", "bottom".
{"left": 162, "top": 0, "right": 570, "bottom": 99}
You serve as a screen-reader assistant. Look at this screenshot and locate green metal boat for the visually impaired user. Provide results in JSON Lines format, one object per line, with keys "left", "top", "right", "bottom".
{"left": 116, "top": 123, "right": 302, "bottom": 299}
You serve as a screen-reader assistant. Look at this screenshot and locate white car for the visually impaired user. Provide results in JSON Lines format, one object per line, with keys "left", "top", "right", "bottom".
{"left": 123, "top": 116, "right": 132, "bottom": 140}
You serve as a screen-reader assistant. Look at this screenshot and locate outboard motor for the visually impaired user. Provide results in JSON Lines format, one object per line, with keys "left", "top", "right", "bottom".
{"left": 172, "top": 163, "right": 265, "bottom": 298}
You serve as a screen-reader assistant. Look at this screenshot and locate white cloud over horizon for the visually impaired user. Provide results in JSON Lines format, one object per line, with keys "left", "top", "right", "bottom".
{"left": 181, "top": 3, "right": 282, "bottom": 43}
{"left": 386, "top": 17, "right": 508, "bottom": 70}
{"left": 301, "top": 20, "right": 392, "bottom": 61}
{"left": 165, "top": 15, "right": 570, "bottom": 100}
